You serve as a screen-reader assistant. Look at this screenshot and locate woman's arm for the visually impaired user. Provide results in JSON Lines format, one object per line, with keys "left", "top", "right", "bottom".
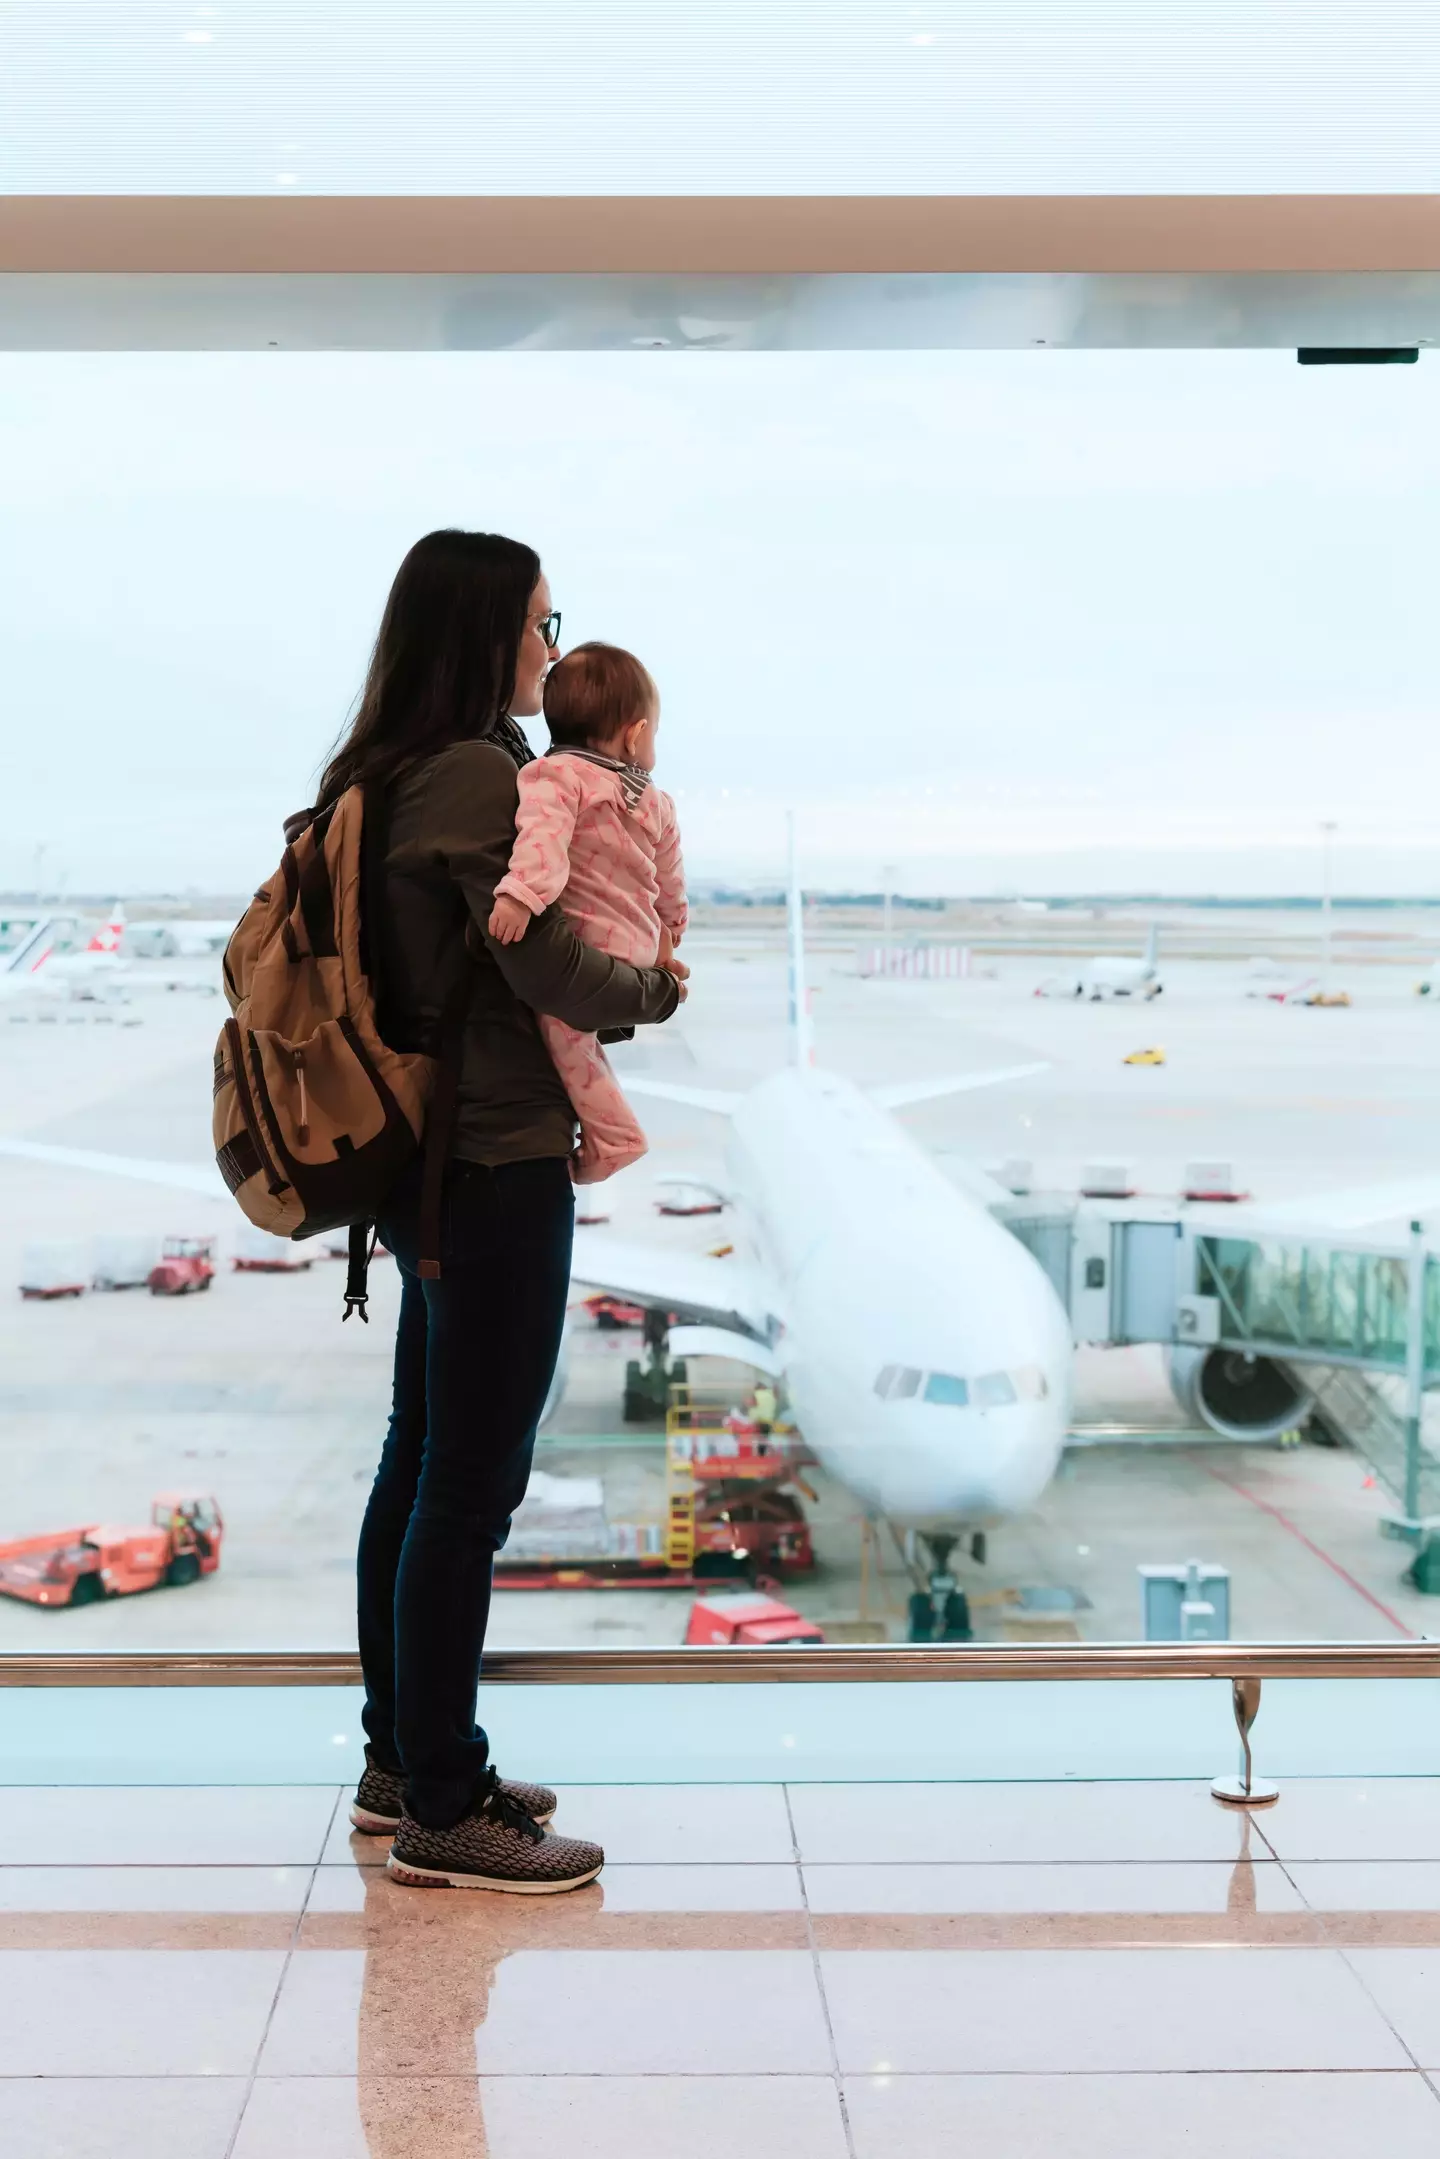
{"left": 433, "top": 742, "right": 682, "bottom": 1030}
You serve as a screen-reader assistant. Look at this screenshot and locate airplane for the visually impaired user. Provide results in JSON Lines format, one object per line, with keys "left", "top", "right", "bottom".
{"left": 1037, "top": 922, "right": 1162, "bottom": 1002}
{"left": 125, "top": 918, "right": 237, "bottom": 960}
{"left": 0, "top": 916, "right": 65, "bottom": 1003}
{"left": 0, "top": 833, "right": 1076, "bottom": 1635}
{"left": 0, "top": 907, "right": 219, "bottom": 1008}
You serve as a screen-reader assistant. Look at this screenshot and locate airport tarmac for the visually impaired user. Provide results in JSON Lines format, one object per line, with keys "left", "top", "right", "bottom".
{"left": 1, "top": 918, "right": 1438, "bottom": 1650}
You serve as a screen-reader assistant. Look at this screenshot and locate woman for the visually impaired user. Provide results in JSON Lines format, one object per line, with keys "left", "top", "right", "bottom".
{"left": 320, "top": 530, "right": 685, "bottom": 1892}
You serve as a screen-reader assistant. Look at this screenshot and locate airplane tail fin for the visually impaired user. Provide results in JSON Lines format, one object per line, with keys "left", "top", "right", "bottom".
{"left": 786, "top": 812, "right": 814, "bottom": 1069}
{"left": 3, "top": 918, "right": 57, "bottom": 977}
{"left": 86, "top": 904, "right": 126, "bottom": 955}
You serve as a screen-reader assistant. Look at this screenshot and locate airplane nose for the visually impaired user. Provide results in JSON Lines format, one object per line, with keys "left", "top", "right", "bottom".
{"left": 877, "top": 1401, "right": 1067, "bottom": 1521}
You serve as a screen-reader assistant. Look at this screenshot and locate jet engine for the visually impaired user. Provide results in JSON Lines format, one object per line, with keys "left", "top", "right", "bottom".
{"left": 1166, "top": 1344, "right": 1310, "bottom": 1442}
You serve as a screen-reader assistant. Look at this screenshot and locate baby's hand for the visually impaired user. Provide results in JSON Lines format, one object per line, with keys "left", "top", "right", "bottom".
{"left": 488, "top": 893, "right": 533, "bottom": 945}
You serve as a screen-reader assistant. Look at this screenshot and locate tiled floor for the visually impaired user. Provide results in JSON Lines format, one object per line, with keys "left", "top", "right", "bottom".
{"left": 1, "top": 1780, "right": 1439, "bottom": 2155}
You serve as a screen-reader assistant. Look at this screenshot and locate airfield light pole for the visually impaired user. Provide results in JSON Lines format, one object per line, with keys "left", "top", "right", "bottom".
{"left": 1319, "top": 820, "right": 1338, "bottom": 989}
{"left": 882, "top": 864, "right": 897, "bottom": 953}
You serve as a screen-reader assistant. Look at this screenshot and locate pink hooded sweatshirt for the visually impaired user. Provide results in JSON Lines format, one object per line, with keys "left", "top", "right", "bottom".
{"left": 495, "top": 750, "right": 687, "bottom": 1181}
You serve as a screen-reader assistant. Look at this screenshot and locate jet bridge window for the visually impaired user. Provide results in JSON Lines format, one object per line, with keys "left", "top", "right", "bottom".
{"left": 875, "top": 1365, "right": 922, "bottom": 1400}
{"left": 923, "top": 1372, "right": 970, "bottom": 1407}
{"left": 973, "top": 1371, "right": 1019, "bottom": 1408}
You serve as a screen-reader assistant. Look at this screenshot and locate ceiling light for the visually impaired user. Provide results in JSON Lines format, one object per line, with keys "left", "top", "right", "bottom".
{"left": 181, "top": 28, "right": 215, "bottom": 40}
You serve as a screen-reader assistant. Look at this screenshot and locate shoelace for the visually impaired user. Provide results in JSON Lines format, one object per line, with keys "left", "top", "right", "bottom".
{"left": 475, "top": 1766, "right": 544, "bottom": 1844}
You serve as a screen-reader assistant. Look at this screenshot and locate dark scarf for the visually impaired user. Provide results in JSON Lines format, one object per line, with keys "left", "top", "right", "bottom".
{"left": 488, "top": 712, "right": 537, "bottom": 769}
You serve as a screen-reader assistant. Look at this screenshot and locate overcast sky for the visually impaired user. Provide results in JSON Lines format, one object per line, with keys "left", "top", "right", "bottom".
{"left": 2, "top": 348, "right": 1436, "bottom": 898}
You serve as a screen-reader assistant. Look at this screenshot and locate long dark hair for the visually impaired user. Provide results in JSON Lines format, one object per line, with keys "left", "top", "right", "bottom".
{"left": 317, "top": 528, "right": 541, "bottom": 805}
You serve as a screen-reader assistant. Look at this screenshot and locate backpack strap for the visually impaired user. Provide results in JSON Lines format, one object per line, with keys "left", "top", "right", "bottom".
{"left": 342, "top": 1220, "right": 376, "bottom": 1323}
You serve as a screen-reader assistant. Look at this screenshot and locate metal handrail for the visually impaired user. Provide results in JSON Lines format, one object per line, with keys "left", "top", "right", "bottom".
{"left": 2, "top": 1642, "right": 1439, "bottom": 1687}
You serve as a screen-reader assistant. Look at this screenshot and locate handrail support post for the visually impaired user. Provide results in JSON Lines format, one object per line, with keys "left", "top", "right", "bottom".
{"left": 1212, "top": 1675, "right": 1279, "bottom": 1808}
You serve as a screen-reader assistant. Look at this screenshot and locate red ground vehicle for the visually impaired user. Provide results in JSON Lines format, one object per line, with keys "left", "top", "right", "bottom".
{"left": 0, "top": 1493, "right": 223, "bottom": 1607}
{"left": 685, "top": 1591, "right": 825, "bottom": 1647}
{"left": 695, "top": 1490, "right": 815, "bottom": 1576}
{"left": 583, "top": 1292, "right": 644, "bottom": 1329}
{"left": 147, "top": 1236, "right": 216, "bottom": 1296}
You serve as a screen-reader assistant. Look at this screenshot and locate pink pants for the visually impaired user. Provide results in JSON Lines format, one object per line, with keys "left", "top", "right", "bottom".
{"left": 539, "top": 1016, "right": 647, "bottom": 1184}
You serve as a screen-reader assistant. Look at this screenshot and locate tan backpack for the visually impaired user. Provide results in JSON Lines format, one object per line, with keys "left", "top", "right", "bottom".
{"left": 213, "top": 786, "right": 464, "bottom": 1317}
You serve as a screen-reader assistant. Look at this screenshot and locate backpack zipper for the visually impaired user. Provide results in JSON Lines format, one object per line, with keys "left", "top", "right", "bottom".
{"left": 293, "top": 1047, "right": 310, "bottom": 1145}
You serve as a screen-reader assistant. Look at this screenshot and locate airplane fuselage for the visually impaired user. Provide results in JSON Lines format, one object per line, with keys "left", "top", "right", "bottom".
{"left": 725, "top": 1068, "right": 1072, "bottom": 1528}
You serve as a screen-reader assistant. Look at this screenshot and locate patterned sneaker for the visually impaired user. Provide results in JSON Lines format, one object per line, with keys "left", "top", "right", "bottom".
{"left": 349, "top": 1747, "right": 555, "bottom": 1835}
{"left": 387, "top": 1767, "right": 603, "bottom": 1894}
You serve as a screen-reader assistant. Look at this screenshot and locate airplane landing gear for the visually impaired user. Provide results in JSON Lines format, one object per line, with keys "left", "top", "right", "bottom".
{"left": 906, "top": 1532, "right": 973, "bottom": 1643}
{"left": 623, "top": 1308, "right": 687, "bottom": 1423}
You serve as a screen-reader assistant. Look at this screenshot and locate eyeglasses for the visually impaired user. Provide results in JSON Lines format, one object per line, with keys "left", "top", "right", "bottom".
{"left": 534, "top": 610, "right": 562, "bottom": 649}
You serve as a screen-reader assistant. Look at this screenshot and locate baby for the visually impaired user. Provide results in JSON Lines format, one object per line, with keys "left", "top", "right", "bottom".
{"left": 488, "top": 640, "right": 686, "bottom": 1183}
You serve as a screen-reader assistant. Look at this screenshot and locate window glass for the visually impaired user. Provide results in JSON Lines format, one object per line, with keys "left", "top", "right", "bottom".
{"left": 2, "top": 343, "right": 1432, "bottom": 1655}
{"left": 923, "top": 1372, "right": 970, "bottom": 1407}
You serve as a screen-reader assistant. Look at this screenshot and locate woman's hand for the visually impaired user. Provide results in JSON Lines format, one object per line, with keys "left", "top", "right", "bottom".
{"left": 657, "top": 924, "right": 689, "bottom": 1003}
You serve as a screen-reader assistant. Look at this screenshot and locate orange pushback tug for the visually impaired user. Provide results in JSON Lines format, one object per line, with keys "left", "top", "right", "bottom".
{"left": 0, "top": 1494, "right": 223, "bottom": 1608}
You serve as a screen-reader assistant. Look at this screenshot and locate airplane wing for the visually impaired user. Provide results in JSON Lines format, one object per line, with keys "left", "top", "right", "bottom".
{"left": 620, "top": 1078, "right": 742, "bottom": 1116}
{"left": 1214, "top": 1178, "right": 1440, "bottom": 1234}
{"left": 872, "top": 1061, "right": 1048, "bottom": 1111}
{"left": 666, "top": 1323, "right": 785, "bottom": 1375}
{"left": 570, "top": 1230, "right": 776, "bottom": 1335}
{"left": 0, "top": 1138, "right": 781, "bottom": 1330}
{"left": 0, "top": 1138, "right": 227, "bottom": 1199}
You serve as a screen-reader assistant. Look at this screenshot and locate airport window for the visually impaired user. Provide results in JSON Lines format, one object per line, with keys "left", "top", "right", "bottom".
{"left": 3, "top": 340, "right": 1435, "bottom": 1656}
{"left": 923, "top": 1372, "right": 970, "bottom": 1408}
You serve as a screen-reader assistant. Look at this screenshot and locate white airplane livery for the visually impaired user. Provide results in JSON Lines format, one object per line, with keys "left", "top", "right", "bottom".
{"left": 1039, "top": 922, "right": 1162, "bottom": 1002}
{"left": 570, "top": 837, "right": 1074, "bottom": 1562}
{"left": 709, "top": 1065, "right": 1072, "bottom": 1526}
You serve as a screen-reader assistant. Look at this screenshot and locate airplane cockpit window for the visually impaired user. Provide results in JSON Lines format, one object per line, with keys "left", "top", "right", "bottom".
{"left": 879, "top": 1367, "right": 922, "bottom": 1400}
{"left": 973, "top": 1372, "right": 1019, "bottom": 1409}
{"left": 1012, "top": 1366, "right": 1049, "bottom": 1402}
{"left": 874, "top": 1365, "right": 898, "bottom": 1398}
{"left": 923, "top": 1372, "right": 970, "bottom": 1407}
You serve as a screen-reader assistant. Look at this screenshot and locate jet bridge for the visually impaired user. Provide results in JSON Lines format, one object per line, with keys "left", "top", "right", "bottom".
{"left": 998, "top": 1197, "right": 1440, "bottom": 1531}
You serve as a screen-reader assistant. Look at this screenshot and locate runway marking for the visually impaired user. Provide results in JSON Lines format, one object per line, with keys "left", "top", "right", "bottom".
{"left": 1189, "top": 1454, "right": 1414, "bottom": 1638}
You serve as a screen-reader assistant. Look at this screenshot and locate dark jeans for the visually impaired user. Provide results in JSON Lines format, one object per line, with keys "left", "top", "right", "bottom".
{"left": 357, "top": 1153, "right": 574, "bottom": 1827}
